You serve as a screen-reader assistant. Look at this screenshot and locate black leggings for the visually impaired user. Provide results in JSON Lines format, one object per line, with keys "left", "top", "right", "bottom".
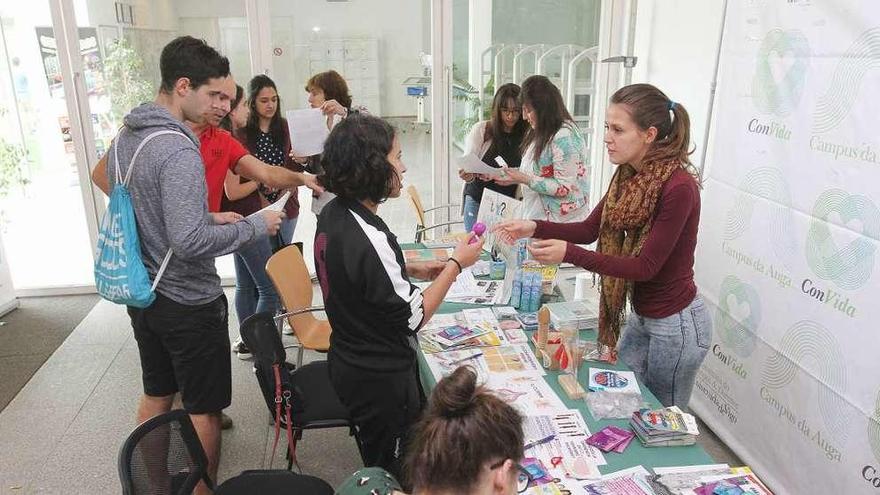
{"left": 329, "top": 361, "right": 425, "bottom": 481}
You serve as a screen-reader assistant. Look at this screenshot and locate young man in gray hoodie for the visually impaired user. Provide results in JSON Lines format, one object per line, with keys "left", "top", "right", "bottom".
{"left": 108, "top": 36, "right": 283, "bottom": 490}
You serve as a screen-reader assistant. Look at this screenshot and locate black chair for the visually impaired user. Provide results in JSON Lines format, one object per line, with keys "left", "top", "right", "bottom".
{"left": 117, "top": 409, "right": 213, "bottom": 495}
{"left": 118, "top": 410, "right": 335, "bottom": 494}
{"left": 240, "top": 311, "right": 361, "bottom": 470}
{"left": 214, "top": 470, "right": 333, "bottom": 494}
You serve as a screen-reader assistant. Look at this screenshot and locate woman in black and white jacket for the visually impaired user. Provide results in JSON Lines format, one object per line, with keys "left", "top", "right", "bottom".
{"left": 314, "top": 115, "right": 484, "bottom": 481}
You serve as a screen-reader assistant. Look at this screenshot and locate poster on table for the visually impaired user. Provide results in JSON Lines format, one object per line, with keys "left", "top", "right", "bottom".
{"left": 476, "top": 189, "right": 523, "bottom": 260}
{"left": 691, "top": 1, "right": 880, "bottom": 493}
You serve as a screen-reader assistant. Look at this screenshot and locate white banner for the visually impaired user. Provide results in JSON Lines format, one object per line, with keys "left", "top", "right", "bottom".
{"left": 692, "top": 1, "right": 880, "bottom": 493}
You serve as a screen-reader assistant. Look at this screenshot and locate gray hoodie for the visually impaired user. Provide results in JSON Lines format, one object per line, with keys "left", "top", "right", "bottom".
{"left": 108, "top": 103, "right": 267, "bottom": 305}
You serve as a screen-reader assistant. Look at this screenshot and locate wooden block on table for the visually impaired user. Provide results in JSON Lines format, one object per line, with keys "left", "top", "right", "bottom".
{"left": 558, "top": 373, "right": 586, "bottom": 399}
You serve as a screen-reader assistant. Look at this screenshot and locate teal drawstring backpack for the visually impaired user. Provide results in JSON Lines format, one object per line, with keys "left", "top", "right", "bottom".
{"left": 94, "top": 129, "right": 185, "bottom": 307}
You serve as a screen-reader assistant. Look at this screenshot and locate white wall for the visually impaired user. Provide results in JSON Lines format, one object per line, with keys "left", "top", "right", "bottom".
{"left": 632, "top": 0, "right": 726, "bottom": 171}
{"left": 81, "top": 0, "right": 180, "bottom": 30}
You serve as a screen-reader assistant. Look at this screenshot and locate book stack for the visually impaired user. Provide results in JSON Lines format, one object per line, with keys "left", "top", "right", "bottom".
{"left": 544, "top": 301, "right": 599, "bottom": 331}
{"left": 630, "top": 406, "right": 699, "bottom": 447}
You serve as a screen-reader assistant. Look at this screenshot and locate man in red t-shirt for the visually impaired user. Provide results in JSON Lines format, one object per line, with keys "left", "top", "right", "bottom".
{"left": 91, "top": 77, "right": 322, "bottom": 209}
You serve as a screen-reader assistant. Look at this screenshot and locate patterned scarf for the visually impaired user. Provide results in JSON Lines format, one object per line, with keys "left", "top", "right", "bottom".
{"left": 596, "top": 159, "right": 681, "bottom": 348}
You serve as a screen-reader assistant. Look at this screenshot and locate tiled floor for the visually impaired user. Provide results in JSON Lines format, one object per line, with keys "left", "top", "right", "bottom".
{"left": 0, "top": 290, "right": 364, "bottom": 494}
{"left": 0, "top": 126, "right": 742, "bottom": 493}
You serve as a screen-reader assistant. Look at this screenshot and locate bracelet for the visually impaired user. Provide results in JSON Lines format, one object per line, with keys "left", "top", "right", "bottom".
{"left": 447, "top": 257, "right": 463, "bottom": 274}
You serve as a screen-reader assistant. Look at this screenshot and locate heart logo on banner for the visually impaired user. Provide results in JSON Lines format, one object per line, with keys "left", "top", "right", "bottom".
{"left": 806, "top": 189, "right": 880, "bottom": 290}
{"left": 768, "top": 49, "right": 797, "bottom": 92}
{"left": 716, "top": 275, "right": 761, "bottom": 358}
{"left": 751, "top": 28, "right": 810, "bottom": 117}
{"left": 826, "top": 211, "right": 864, "bottom": 254}
{"left": 726, "top": 293, "right": 752, "bottom": 323}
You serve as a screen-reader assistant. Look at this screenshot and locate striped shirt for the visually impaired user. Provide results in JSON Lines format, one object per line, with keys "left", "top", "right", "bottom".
{"left": 314, "top": 197, "right": 425, "bottom": 372}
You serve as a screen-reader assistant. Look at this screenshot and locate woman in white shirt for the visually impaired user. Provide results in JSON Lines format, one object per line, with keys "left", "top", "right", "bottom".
{"left": 459, "top": 83, "right": 528, "bottom": 231}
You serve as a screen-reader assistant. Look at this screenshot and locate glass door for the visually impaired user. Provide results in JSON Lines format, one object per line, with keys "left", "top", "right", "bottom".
{"left": 0, "top": 2, "right": 96, "bottom": 289}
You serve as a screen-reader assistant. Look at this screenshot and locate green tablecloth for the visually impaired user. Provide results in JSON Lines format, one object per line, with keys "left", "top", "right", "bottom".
{"left": 414, "top": 301, "right": 714, "bottom": 475}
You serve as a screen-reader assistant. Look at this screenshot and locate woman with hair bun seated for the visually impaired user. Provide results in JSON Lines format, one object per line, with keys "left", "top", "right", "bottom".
{"left": 335, "top": 366, "right": 530, "bottom": 495}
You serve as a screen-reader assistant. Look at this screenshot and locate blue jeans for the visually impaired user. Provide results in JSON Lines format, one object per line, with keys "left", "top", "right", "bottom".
{"left": 233, "top": 236, "right": 279, "bottom": 325}
{"left": 270, "top": 217, "right": 297, "bottom": 252}
{"left": 617, "top": 295, "right": 712, "bottom": 408}
{"left": 463, "top": 195, "right": 480, "bottom": 232}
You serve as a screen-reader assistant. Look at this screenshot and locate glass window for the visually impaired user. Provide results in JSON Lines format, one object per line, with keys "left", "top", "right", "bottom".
{"left": 266, "top": 0, "right": 434, "bottom": 268}
{"left": 449, "top": 0, "right": 602, "bottom": 218}
{"left": 79, "top": 1, "right": 251, "bottom": 281}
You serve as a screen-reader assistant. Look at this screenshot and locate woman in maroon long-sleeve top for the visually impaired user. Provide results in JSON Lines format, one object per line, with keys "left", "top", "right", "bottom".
{"left": 494, "top": 83, "right": 711, "bottom": 408}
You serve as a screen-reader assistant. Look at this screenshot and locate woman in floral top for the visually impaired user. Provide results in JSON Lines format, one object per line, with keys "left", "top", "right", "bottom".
{"left": 493, "top": 75, "right": 590, "bottom": 222}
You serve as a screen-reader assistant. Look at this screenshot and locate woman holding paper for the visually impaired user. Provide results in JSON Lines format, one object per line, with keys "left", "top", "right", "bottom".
{"left": 314, "top": 115, "right": 484, "bottom": 480}
{"left": 491, "top": 76, "right": 590, "bottom": 223}
{"left": 293, "top": 70, "right": 368, "bottom": 214}
{"left": 305, "top": 70, "right": 365, "bottom": 132}
{"left": 459, "top": 83, "right": 527, "bottom": 231}
{"left": 492, "top": 84, "right": 709, "bottom": 409}
{"left": 237, "top": 74, "right": 301, "bottom": 250}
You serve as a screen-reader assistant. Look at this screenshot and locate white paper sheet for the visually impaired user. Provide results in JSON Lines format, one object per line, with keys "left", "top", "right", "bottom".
{"left": 458, "top": 153, "right": 505, "bottom": 177}
{"left": 287, "top": 108, "right": 329, "bottom": 156}
{"left": 485, "top": 375, "right": 566, "bottom": 415}
{"left": 246, "top": 191, "right": 291, "bottom": 222}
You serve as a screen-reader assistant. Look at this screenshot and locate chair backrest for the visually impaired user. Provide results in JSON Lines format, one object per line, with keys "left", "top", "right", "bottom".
{"left": 239, "top": 312, "right": 292, "bottom": 420}
{"left": 240, "top": 311, "right": 286, "bottom": 370}
{"left": 406, "top": 184, "right": 427, "bottom": 227}
{"left": 118, "top": 409, "right": 212, "bottom": 495}
{"left": 215, "top": 470, "right": 333, "bottom": 495}
{"left": 265, "top": 245, "right": 316, "bottom": 329}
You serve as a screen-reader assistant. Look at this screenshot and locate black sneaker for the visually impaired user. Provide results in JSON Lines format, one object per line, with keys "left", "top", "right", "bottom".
{"left": 221, "top": 412, "right": 234, "bottom": 430}
{"left": 232, "top": 338, "right": 252, "bottom": 360}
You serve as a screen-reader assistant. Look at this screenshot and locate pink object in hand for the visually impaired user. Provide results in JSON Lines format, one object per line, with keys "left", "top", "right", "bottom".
{"left": 469, "top": 222, "right": 486, "bottom": 244}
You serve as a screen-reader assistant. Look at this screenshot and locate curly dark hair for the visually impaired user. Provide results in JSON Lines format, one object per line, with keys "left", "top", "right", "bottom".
{"left": 305, "top": 70, "right": 352, "bottom": 109}
{"left": 320, "top": 115, "right": 398, "bottom": 204}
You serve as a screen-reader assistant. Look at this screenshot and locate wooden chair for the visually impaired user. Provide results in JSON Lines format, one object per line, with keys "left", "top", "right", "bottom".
{"left": 406, "top": 184, "right": 463, "bottom": 242}
{"left": 265, "top": 245, "right": 330, "bottom": 367}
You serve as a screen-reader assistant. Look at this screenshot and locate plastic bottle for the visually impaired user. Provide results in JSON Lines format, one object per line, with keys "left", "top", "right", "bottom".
{"left": 529, "top": 273, "right": 542, "bottom": 312}
{"left": 510, "top": 269, "right": 522, "bottom": 309}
